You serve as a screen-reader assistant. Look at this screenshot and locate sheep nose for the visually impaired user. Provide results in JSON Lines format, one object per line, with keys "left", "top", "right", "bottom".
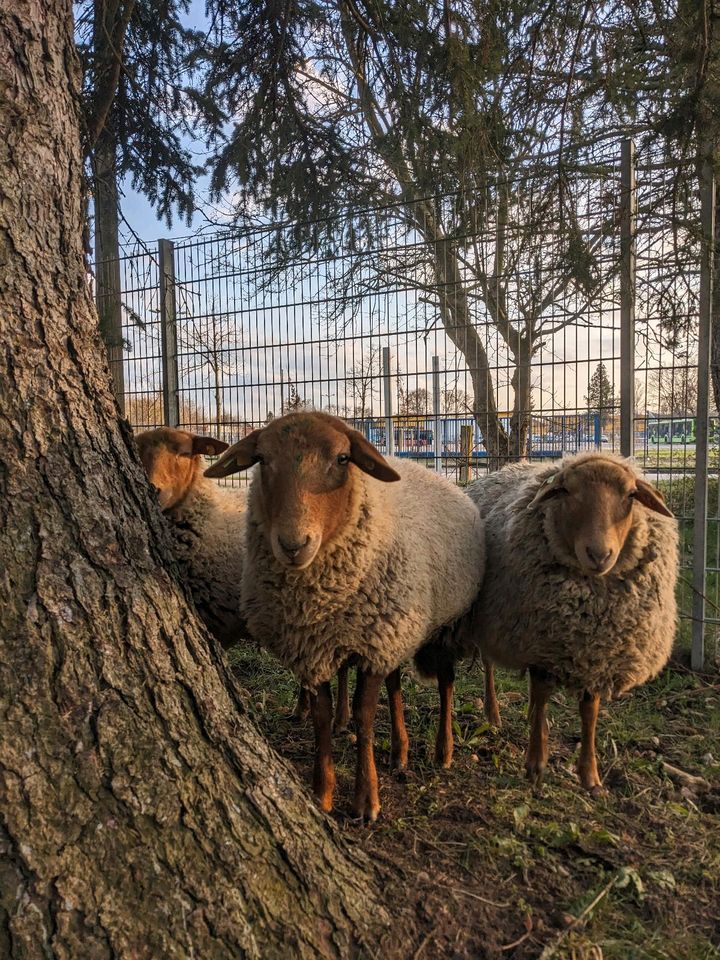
{"left": 586, "top": 545, "right": 612, "bottom": 567}
{"left": 278, "top": 535, "right": 310, "bottom": 558}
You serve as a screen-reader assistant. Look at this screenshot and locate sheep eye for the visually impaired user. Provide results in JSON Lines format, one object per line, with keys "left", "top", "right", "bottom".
{"left": 337, "top": 454, "right": 350, "bottom": 465}
{"left": 628, "top": 490, "right": 637, "bottom": 499}
{"left": 253, "top": 455, "right": 264, "bottom": 466}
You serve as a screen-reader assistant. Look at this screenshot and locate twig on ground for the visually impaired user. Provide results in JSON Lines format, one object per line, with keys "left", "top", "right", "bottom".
{"left": 501, "top": 916, "right": 533, "bottom": 952}
{"left": 661, "top": 761, "right": 711, "bottom": 793}
{"left": 659, "top": 683, "right": 720, "bottom": 704}
{"left": 449, "top": 887, "right": 511, "bottom": 908}
{"left": 413, "top": 930, "right": 434, "bottom": 959}
{"left": 538, "top": 874, "right": 618, "bottom": 960}
{"left": 501, "top": 930, "right": 533, "bottom": 952}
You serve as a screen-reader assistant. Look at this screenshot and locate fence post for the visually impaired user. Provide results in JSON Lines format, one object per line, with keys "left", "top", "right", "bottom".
{"left": 432, "top": 356, "right": 442, "bottom": 472}
{"left": 620, "top": 138, "right": 637, "bottom": 459}
{"left": 382, "top": 347, "right": 394, "bottom": 457}
{"left": 692, "top": 148, "right": 716, "bottom": 672}
{"left": 459, "top": 424, "right": 473, "bottom": 485}
{"left": 158, "top": 239, "right": 180, "bottom": 428}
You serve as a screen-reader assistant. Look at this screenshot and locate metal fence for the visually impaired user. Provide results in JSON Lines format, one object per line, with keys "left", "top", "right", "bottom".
{"left": 102, "top": 141, "right": 718, "bottom": 669}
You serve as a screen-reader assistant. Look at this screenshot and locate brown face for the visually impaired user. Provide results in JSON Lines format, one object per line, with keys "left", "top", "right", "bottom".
{"left": 135, "top": 428, "right": 229, "bottom": 511}
{"left": 204, "top": 412, "right": 400, "bottom": 570}
{"left": 529, "top": 458, "right": 673, "bottom": 576}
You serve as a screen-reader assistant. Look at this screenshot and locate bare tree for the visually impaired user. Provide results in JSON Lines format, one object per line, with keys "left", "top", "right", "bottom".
{"left": 647, "top": 366, "right": 699, "bottom": 417}
{"left": 399, "top": 388, "right": 430, "bottom": 416}
{"left": 347, "top": 346, "right": 381, "bottom": 419}
{"left": 179, "top": 308, "right": 242, "bottom": 434}
{"left": 441, "top": 385, "right": 473, "bottom": 415}
{"left": 200, "top": 0, "right": 621, "bottom": 466}
{"left": 123, "top": 390, "right": 209, "bottom": 430}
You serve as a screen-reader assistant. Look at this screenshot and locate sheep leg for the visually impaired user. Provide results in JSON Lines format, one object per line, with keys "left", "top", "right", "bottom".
{"left": 483, "top": 657, "right": 502, "bottom": 728}
{"left": 293, "top": 684, "right": 311, "bottom": 721}
{"left": 352, "top": 669, "right": 384, "bottom": 822}
{"left": 578, "top": 691, "right": 605, "bottom": 796}
{"left": 434, "top": 659, "right": 455, "bottom": 769}
{"left": 525, "top": 668, "right": 554, "bottom": 787}
{"left": 333, "top": 663, "right": 351, "bottom": 734}
{"left": 310, "top": 682, "right": 336, "bottom": 813}
{"left": 385, "top": 668, "right": 409, "bottom": 774}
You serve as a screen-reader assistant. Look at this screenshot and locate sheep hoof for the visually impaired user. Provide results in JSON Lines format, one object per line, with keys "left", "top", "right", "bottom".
{"left": 290, "top": 709, "right": 310, "bottom": 723}
{"left": 389, "top": 757, "right": 407, "bottom": 779}
{"left": 435, "top": 740, "right": 454, "bottom": 770}
{"left": 352, "top": 792, "right": 381, "bottom": 823}
{"left": 352, "top": 806, "right": 381, "bottom": 824}
{"left": 332, "top": 719, "right": 350, "bottom": 735}
{"left": 583, "top": 780, "right": 606, "bottom": 798}
{"left": 577, "top": 765, "right": 605, "bottom": 796}
{"left": 525, "top": 764, "right": 546, "bottom": 788}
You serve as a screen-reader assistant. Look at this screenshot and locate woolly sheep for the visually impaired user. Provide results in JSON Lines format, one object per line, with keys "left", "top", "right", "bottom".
{"left": 136, "top": 427, "right": 246, "bottom": 646}
{"left": 135, "top": 427, "right": 351, "bottom": 724}
{"left": 463, "top": 451, "right": 678, "bottom": 795}
{"left": 205, "top": 411, "right": 486, "bottom": 820}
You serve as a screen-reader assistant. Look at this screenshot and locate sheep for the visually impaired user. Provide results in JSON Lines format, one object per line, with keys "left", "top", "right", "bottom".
{"left": 461, "top": 451, "right": 678, "bottom": 795}
{"left": 135, "top": 426, "right": 351, "bottom": 726}
{"left": 135, "top": 427, "right": 246, "bottom": 647}
{"left": 205, "top": 411, "right": 485, "bottom": 821}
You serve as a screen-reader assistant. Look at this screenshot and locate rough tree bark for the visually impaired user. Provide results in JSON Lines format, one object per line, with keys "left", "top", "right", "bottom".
{"left": 0, "top": 3, "right": 396, "bottom": 957}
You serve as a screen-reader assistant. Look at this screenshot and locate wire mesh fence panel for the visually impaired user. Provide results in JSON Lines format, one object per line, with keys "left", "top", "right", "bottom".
{"left": 118, "top": 247, "right": 162, "bottom": 428}
{"left": 634, "top": 154, "right": 713, "bottom": 662}
{"left": 108, "top": 141, "right": 715, "bottom": 666}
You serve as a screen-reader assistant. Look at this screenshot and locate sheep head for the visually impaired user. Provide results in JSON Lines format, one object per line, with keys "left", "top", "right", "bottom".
{"left": 204, "top": 412, "right": 400, "bottom": 569}
{"left": 135, "top": 428, "right": 229, "bottom": 511}
{"left": 527, "top": 454, "right": 673, "bottom": 576}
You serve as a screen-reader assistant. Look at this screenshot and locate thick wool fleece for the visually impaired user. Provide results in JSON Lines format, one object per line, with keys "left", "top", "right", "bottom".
{"left": 241, "top": 458, "right": 485, "bottom": 689}
{"left": 465, "top": 453, "right": 679, "bottom": 698}
{"left": 167, "top": 476, "right": 249, "bottom": 648}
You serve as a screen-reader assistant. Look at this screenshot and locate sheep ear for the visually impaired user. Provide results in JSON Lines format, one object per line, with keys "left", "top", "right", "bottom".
{"left": 527, "top": 472, "right": 567, "bottom": 511}
{"left": 191, "top": 435, "right": 230, "bottom": 458}
{"left": 634, "top": 478, "right": 674, "bottom": 518}
{"left": 349, "top": 431, "right": 400, "bottom": 482}
{"left": 204, "top": 430, "right": 262, "bottom": 478}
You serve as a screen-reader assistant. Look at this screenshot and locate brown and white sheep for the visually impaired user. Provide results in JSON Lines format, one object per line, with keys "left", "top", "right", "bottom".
{"left": 463, "top": 451, "right": 678, "bottom": 794}
{"left": 135, "top": 426, "right": 351, "bottom": 725}
{"left": 205, "top": 411, "right": 485, "bottom": 820}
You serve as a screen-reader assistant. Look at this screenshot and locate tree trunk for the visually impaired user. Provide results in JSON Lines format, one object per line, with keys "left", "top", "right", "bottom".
{"left": 509, "top": 336, "right": 532, "bottom": 459}
{"left": 425, "top": 229, "right": 513, "bottom": 468}
{"left": 90, "top": 0, "right": 132, "bottom": 414}
{"left": 0, "top": 4, "right": 395, "bottom": 958}
{"left": 93, "top": 126, "right": 126, "bottom": 414}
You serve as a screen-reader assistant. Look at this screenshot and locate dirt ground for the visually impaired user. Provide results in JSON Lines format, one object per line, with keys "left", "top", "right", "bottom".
{"left": 229, "top": 646, "right": 720, "bottom": 960}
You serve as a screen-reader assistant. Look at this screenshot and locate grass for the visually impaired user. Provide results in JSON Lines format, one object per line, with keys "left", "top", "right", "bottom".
{"left": 635, "top": 447, "right": 698, "bottom": 471}
{"left": 228, "top": 644, "right": 720, "bottom": 959}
